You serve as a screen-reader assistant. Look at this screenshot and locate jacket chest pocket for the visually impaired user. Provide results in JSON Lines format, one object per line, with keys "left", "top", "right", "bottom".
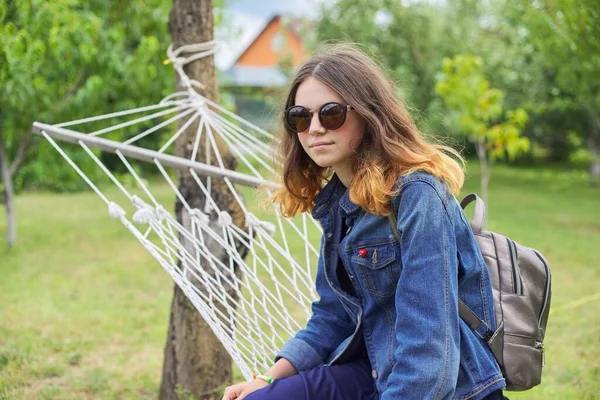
{"left": 349, "top": 241, "right": 400, "bottom": 298}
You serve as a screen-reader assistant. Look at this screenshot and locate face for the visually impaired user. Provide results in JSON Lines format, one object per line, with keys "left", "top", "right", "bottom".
{"left": 293, "top": 77, "right": 365, "bottom": 177}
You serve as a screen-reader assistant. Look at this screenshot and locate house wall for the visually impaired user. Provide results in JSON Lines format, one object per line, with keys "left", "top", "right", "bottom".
{"left": 236, "top": 17, "right": 306, "bottom": 67}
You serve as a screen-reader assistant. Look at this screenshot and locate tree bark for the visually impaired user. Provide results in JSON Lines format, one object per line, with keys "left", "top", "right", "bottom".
{"left": 0, "top": 128, "right": 16, "bottom": 247}
{"left": 159, "top": 1, "right": 246, "bottom": 399}
{"left": 582, "top": 101, "right": 600, "bottom": 184}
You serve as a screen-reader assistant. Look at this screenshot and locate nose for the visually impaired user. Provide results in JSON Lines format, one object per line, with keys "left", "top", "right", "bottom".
{"left": 308, "top": 112, "right": 326, "bottom": 136}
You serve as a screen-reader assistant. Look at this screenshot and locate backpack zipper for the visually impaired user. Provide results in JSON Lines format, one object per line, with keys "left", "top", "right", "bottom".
{"left": 513, "top": 240, "right": 524, "bottom": 294}
{"left": 507, "top": 238, "right": 523, "bottom": 295}
{"left": 535, "top": 340, "right": 545, "bottom": 367}
{"left": 533, "top": 250, "right": 551, "bottom": 327}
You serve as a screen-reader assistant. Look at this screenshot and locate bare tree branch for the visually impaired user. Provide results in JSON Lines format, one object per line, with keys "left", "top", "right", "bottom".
{"left": 51, "top": 71, "right": 87, "bottom": 113}
{"left": 6, "top": 72, "right": 88, "bottom": 176}
{"left": 8, "top": 130, "right": 32, "bottom": 176}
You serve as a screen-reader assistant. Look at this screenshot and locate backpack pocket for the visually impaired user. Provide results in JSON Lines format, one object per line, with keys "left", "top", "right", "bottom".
{"left": 503, "top": 334, "right": 544, "bottom": 390}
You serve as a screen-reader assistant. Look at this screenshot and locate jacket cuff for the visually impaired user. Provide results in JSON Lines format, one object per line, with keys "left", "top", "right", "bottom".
{"left": 274, "top": 337, "right": 324, "bottom": 372}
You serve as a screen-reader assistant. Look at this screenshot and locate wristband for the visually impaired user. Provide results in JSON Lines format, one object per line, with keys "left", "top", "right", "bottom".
{"left": 252, "top": 373, "right": 273, "bottom": 384}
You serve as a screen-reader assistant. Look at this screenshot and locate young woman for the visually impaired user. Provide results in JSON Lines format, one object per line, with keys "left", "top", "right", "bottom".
{"left": 222, "top": 44, "right": 506, "bottom": 400}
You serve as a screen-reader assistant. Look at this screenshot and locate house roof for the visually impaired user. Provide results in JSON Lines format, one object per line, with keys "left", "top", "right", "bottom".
{"left": 230, "top": 14, "right": 306, "bottom": 67}
{"left": 231, "top": 15, "right": 278, "bottom": 67}
{"left": 222, "top": 13, "right": 310, "bottom": 88}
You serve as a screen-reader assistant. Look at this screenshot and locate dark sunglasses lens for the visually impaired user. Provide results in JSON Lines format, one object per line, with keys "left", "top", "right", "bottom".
{"left": 286, "top": 106, "right": 310, "bottom": 132}
{"left": 320, "top": 103, "right": 346, "bottom": 130}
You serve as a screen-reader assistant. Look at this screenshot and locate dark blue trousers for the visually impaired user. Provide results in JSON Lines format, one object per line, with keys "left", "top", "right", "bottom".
{"left": 244, "top": 358, "right": 505, "bottom": 400}
{"left": 244, "top": 358, "right": 377, "bottom": 400}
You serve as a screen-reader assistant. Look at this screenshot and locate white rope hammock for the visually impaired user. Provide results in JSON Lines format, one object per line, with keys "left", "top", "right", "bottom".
{"left": 32, "top": 41, "right": 321, "bottom": 379}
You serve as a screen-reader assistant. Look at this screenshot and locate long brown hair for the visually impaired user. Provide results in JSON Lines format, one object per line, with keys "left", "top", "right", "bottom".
{"left": 270, "top": 43, "right": 465, "bottom": 217}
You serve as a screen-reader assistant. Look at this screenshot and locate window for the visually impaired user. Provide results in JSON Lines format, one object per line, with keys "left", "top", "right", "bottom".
{"left": 272, "top": 33, "right": 284, "bottom": 51}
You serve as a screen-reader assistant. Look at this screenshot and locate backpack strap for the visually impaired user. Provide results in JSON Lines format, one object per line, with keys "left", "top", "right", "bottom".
{"left": 458, "top": 299, "right": 487, "bottom": 331}
{"left": 388, "top": 211, "right": 400, "bottom": 242}
{"left": 460, "top": 193, "right": 486, "bottom": 234}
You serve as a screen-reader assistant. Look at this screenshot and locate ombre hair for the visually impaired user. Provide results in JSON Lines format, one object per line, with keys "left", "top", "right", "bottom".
{"left": 270, "top": 43, "right": 465, "bottom": 217}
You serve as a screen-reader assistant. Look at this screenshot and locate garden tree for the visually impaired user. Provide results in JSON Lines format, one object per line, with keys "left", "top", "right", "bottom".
{"left": 436, "top": 0, "right": 599, "bottom": 166}
{"left": 0, "top": 0, "right": 174, "bottom": 246}
{"left": 436, "top": 55, "right": 530, "bottom": 203}
{"left": 314, "top": 0, "right": 597, "bottom": 167}
{"left": 2, "top": 0, "right": 235, "bottom": 394}
{"left": 315, "top": 0, "right": 447, "bottom": 117}
{"left": 160, "top": 0, "right": 242, "bottom": 399}
{"left": 314, "top": 0, "right": 528, "bottom": 137}
{"left": 502, "top": 0, "right": 600, "bottom": 181}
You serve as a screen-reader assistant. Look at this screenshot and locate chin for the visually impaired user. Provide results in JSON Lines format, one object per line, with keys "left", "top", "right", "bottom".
{"left": 311, "top": 158, "right": 335, "bottom": 168}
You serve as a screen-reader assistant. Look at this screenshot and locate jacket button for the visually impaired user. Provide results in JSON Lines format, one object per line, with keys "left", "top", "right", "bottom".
{"left": 372, "top": 369, "right": 378, "bottom": 379}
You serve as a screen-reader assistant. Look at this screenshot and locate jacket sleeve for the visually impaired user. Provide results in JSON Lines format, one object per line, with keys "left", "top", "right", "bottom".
{"left": 381, "top": 181, "right": 460, "bottom": 400}
{"left": 275, "top": 235, "right": 356, "bottom": 372}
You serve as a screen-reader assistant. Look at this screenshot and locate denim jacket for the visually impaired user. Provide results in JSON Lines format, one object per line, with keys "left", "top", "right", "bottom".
{"left": 275, "top": 172, "right": 506, "bottom": 399}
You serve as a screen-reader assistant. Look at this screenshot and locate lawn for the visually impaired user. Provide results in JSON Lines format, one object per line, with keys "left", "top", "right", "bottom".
{"left": 1, "top": 162, "right": 599, "bottom": 399}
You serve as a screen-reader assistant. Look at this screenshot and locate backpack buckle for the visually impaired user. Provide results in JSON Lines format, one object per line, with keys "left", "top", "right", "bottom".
{"left": 483, "top": 329, "right": 494, "bottom": 343}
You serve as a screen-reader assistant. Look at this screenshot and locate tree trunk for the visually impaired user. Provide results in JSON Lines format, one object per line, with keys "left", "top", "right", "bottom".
{"left": 159, "top": 1, "right": 246, "bottom": 399}
{"left": 582, "top": 101, "right": 600, "bottom": 184}
{"left": 476, "top": 141, "right": 489, "bottom": 205}
{"left": 0, "top": 129, "right": 16, "bottom": 247}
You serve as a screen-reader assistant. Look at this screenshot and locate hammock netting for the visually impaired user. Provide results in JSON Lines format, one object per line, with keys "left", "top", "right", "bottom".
{"left": 32, "top": 42, "right": 321, "bottom": 380}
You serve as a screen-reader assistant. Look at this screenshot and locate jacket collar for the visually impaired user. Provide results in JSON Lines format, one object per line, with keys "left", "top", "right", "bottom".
{"left": 311, "top": 174, "right": 360, "bottom": 219}
{"left": 339, "top": 186, "right": 360, "bottom": 215}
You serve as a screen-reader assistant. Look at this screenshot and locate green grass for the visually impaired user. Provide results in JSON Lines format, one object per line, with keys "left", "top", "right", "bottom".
{"left": 1, "top": 162, "right": 599, "bottom": 399}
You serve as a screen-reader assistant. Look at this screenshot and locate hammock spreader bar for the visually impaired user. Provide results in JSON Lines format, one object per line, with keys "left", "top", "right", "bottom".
{"left": 32, "top": 122, "right": 277, "bottom": 190}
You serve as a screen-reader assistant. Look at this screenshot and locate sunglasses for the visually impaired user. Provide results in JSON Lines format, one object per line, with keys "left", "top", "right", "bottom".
{"left": 284, "top": 102, "right": 354, "bottom": 133}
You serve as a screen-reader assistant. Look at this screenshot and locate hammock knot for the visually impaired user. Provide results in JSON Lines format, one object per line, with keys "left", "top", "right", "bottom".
{"left": 155, "top": 205, "right": 171, "bottom": 222}
{"left": 245, "top": 213, "right": 261, "bottom": 229}
{"left": 204, "top": 202, "right": 214, "bottom": 214}
{"left": 131, "top": 195, "right": 152, "bottom": 210}
{"left": 245, "top": 213, "right": 276, "bottom": 236}
{"left": 133, "top": 208, "right": 155, "bottom": 224}
{"left": 108, "top": 202, "right": 126, "bottom": 219}
{"left": 260, "top": 221, "right": 277, "bottom": 236}
{"left": 218, "top": 211, "right": 233, "bottom": 227}
{"left": 189, "top": 90, "right": 207, "bottom": 107}
{"left": 190, "top": 208, "right": 210, "bottom": 226}
{"left": 131, "top": 196, "right": 155, "bottom": 224}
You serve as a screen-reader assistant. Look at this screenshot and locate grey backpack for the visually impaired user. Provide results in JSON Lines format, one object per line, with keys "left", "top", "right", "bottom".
{"left": 389, "top": 193, "right": 551, "bottom": 391}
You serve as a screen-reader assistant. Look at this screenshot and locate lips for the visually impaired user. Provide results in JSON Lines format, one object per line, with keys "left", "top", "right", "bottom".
{"left": 309, "top": 142, "right": 334, "bottom": 148}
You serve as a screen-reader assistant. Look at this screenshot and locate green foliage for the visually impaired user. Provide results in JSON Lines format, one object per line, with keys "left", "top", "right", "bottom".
{"left": 436, "top": 55, "right": 530, "bottom": 161}
{"left": 315, "top": 0, "right": 446, "bottom": 114}
{"left": 314, "top": 0, "right": 599, "bottom": 170}
{"left": 489, "top": 0, "right": 600, "bottom": 162}
{"left": 513, "top": 0, "right": 600, "bottom": 117}
{"left": 0, "top": 0, "right": 176, "bottom": 192}
{"left": 313, "top": 0, "right": 532, "bottom": 137}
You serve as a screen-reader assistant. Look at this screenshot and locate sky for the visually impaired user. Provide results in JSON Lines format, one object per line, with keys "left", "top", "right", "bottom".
{"left": 214, "top": 0, "right": 322, "bottom": 69}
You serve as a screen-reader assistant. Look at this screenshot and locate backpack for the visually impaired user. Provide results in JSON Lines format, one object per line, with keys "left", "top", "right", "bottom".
{"left": 388, "top": 193, "right": 551, "bottom": 391}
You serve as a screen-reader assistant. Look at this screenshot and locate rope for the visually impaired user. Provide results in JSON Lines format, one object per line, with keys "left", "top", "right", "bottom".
{"left": 164, "top": 41, "right": 219, "bottom": 91}
{"left": 34, "top": 40, "right": 320, "bottom": 381}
